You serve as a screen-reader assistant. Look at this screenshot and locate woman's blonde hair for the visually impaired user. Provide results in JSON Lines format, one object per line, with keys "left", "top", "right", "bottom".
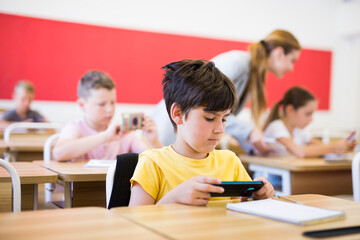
{"left": 245, "top": 30, "right": 301, "bottom": 126}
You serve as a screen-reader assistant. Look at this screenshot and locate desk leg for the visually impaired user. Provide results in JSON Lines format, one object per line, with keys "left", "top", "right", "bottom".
{"left": 249, "top": 164, "right": 292, "bottom": 195}
{"left": 4, "top": 151, "right": 17, "bottom": 162}
{"left": 64, "top": 182, "right": 72, "bottom": 208}
{"left": 33, "top": 184, "right": 38, "bottom": 210}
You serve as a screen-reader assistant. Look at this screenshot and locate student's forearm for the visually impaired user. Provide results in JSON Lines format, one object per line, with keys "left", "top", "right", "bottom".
{"left": 289, "top": 144, "right": 335, "bottom": 158}
{"left": 301, "top": 144, "right": 337, "bottom": 157}
{"left": 156, "top": 193, "right": 176, "bottom": 205}
{"left": 53, "top": 132, "right": 107, "bottom": 161}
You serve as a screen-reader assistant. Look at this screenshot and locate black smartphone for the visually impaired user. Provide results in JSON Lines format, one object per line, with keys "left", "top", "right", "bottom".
{"left": 211, "top": 181, "right": 264, "bottom": 197}
{"left": 303, "top": 226, "right": 360, "bottom": 238}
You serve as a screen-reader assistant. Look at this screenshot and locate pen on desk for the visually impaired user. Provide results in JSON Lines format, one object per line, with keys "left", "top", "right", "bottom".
{"left": 277, "top": 195, "right": 305, "bottom": 205}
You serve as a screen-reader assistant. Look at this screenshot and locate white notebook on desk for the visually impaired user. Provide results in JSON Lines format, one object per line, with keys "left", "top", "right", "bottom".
{"left": 226, "top": 199, "right": 345, "bottom": 226}
{"left": 84, "top": 159, "right": 115, "bottom": 168}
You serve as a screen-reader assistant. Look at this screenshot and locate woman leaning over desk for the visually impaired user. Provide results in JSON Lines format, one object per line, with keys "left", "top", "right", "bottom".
{"left": 152, "top": 29, "right": 301, "bottom": 155}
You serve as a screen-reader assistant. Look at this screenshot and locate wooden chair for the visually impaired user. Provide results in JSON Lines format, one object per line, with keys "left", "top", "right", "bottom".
{"left": 4, "top": 122, "right": 62, "bottom": 161}
{"left": 43, "top": 133, "right": 60, "bottom": 205}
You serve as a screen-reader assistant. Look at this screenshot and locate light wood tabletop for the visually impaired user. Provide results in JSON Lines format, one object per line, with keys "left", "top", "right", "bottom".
{"left": 33, "top": 160, "right": 108, "bottom": 182}
{"left": 239, "top": 154, "right": 352, "bottom": 171}
{"left": 0, "top": 162, "right": 58, "bottom": 184}
{"left": 0, "top": 207, "right": 169, "bottom": 240}
{"left": 239, "top": 154, "right": 353, "bottom": 196}
{"left": 111, "top": 194, "right": 360, "bottom": 240}
{"left": 0, "top": 162, "right": 58, "bottom": 212}
{"left": 33, "top": 160, "right": 108, "bottom": 208}
{"left": 4, "top": 131, "right": 57, "bottom": 161}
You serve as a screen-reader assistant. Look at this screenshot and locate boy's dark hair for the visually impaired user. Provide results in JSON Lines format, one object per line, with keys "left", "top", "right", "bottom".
{"left": 78, "top": 70, "right": 115, "bottom": 99}
{"left": 162, "top": 59, "right": 238, "bottom": 131}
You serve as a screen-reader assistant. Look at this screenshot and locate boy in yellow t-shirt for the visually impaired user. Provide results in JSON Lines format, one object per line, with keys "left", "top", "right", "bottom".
{"left": 130, "top": 60, "right": 274, "bottom": 206}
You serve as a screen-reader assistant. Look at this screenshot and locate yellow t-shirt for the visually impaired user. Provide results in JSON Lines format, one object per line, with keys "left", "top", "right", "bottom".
{"left": 130, "top": 146, "right": 252, "bottom": 203}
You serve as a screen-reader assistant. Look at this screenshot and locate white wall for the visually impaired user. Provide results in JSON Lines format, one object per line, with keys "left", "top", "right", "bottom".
{"left": 0, "top": 0, "right": 360, "bottom": 135}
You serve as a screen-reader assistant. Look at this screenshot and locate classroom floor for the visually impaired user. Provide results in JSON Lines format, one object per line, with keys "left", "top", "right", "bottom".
{"left": 37, "top": 183, "right": 65, "bottom": 210}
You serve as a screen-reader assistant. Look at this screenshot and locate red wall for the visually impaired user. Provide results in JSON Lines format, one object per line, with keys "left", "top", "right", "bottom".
{"left": 0, "top": 13, "right": 331, "bottom": 109}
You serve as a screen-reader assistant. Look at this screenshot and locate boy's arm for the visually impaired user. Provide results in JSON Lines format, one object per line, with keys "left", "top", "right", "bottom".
{"left": 156, "top": 176, "right": 224, "bottom": 206}
{"left": 130, "top": 177, "right": 224, "bottom": 206}
{"left": 53, "top": 132, "right": 108, "bottom": 161}
{"left": 53, "top": 123, "right": 123, "bottom": 161}
{"left": 129, "top": 183, "right": 156, "bottom": 206}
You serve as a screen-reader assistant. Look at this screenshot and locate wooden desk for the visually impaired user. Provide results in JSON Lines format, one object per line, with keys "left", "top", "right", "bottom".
{"left": 0, "top": 162, "right": 58, "bottom": 212}
{"left": 0, "top": 139, "right": 6, "bottom": 159}
{"left": 33, "top": 160, "right": 108, "bottom": 208}
{"left": 239, "top": 155, "right": 353, "bottom": 196}
{"left": 111, "top": 194, "right": 360, "bottom": 240}
{"left": 0, "top": 207, "right": 168, "bottom": 240}
{"left": 5, "top": 132, "right": 55, "bottom": 162}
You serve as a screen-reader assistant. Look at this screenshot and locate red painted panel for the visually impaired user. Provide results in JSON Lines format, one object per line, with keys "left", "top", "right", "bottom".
{"left": 0, "top": 13, "right": 331, "bottom": 109}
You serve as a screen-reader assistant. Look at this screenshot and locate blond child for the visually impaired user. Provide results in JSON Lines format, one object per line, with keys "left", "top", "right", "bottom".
{"left": 53, "top": 70, "right": 162, "bottom": 161}
{"left": 130, "top": 60, "right": 274, "bottom": 206}
{"left": 1, "top": 81, "right": 46, "bottom": 127}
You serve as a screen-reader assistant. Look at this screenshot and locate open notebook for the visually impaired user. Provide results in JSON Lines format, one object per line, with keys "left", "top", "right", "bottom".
{"left": 227, "top": 199, "right": 345, "bottom": 226}
{"left": 84, "top": 160, "right": 115, "bottom": 168}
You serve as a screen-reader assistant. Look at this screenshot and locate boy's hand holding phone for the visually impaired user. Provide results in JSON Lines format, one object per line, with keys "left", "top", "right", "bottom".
{"left": 142, "top": 115, "right": 163, "bottom": 148}
{"left": 239, "top": 177, "right": 274, "bottom": 201}
{"left": 103, "top": 123, "right": 125, "bottom": 142}
{"left": 158, "top": 176, "right": 223, "bottom": 206}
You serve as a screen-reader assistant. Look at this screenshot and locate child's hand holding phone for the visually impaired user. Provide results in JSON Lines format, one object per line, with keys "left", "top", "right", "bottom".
{"left": 246, "top": 177, "right": 274, "bottom": 201}
{"left": 142, "top": 115, "right": 163, "bottom": 148}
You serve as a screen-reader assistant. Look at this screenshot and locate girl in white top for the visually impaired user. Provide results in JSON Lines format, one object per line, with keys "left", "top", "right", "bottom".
{"left": 263, "top": 87, "right": 356, "bottom": 158}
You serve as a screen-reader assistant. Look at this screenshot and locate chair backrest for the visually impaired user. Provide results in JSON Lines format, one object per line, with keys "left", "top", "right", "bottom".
{"left": 4, "top": 122, "right": 62, "bottom": 143}
{"left": 0, "top": 159, "right": 21, "bottom": 212}
{"left": 352, "top": 152, "right": 360, "bottom": 202}
{"left": 43, "top": 133, "right": 60, "bottom": 162}
{"left": 43, "top": 133, "right": 60, "bottom": 204}
{"left": 106, "top": 153, "right": 139, "bottom": 209}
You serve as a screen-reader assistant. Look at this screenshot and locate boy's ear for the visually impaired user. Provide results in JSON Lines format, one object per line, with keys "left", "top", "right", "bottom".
{"left": 77, "top": 98, "right": 86, "bottom": 111}
{"left": 170, "top": 103, "right": 183, "bottom": 125}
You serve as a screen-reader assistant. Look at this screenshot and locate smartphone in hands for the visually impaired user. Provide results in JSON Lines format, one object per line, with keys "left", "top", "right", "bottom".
{"left": 211, "top": 181, "right": 264, "bottom": 197}
{"left": 346, "top": 131, "right": 357, "bottom": 142}
{"left": 121, "top": 112, "right": 144, "bottom": 131}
